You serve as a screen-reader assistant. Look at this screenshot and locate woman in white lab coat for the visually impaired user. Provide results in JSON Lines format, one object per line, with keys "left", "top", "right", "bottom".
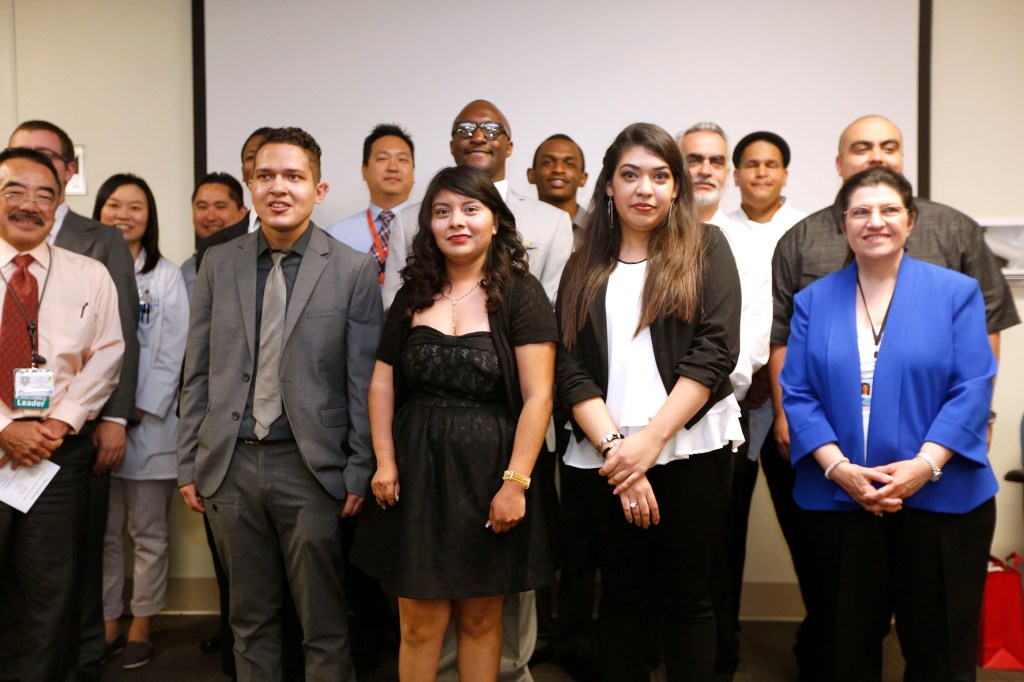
{"left": 94, "top": 174, "right": 189, "bottom": 669}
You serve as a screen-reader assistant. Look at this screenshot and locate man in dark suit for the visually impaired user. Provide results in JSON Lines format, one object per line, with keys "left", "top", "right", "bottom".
{"left": 194, "top": 127, "right": 272, "bottom": 268}
{"left": 178, "top": 127, "right": 381, "bottom": 680}
{"left": 7, "top": 120, "right": 140, "bottom": 679}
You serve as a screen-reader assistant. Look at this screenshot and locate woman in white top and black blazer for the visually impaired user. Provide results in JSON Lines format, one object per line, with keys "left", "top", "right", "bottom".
{"left": 556, "top": 123, "right": 743, "bottom": 682}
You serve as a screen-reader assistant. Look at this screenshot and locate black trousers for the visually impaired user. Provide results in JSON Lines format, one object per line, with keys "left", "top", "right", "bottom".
{"left": 805, "top": 499, "right": 995, "bottom": 682}
{"left": 711, "top": 402, "right": 758, "bottom": 674}
{"left": 77, "top": 471, "right": 110, "bottom": 676}
{"left": 0, "top": 429, "right": 94, "bottom": 682}
{"left": 759, "top": 423, "right": 826, "bottom": 679}
{"left": 578, "top": 447, "right": 732, "bottom": 682}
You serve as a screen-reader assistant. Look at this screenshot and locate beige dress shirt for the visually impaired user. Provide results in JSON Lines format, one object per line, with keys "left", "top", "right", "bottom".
{"left": 0, "top": 239, "right": 124, "bottom": 434}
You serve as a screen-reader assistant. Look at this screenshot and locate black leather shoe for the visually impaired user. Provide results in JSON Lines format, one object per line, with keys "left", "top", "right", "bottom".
{"left": 199, "top": 636, "right": 223, "bottom": 654}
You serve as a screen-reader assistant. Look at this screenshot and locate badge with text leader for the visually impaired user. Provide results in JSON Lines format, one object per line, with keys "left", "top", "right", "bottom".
{"left": 13, "top": 368, "right": 55, "bottom": 409}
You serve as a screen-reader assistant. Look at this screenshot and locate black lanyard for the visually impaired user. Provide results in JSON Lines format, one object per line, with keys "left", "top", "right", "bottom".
{"left": 856, "top": 276, "right": 893, "bottom": 359}
{"left": 0, "top": 245, "right": 53, "bottom": 367}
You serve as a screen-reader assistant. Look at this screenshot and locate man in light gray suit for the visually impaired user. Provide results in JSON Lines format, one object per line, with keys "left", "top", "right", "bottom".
{"left": 177, "top": 127, "right": 382, "bottom": 681}
{"left": 7, "top": 120, "right": 140, "bottom": 680}
{"left": 381, "top": 100, "right": 573, "bottom": 682}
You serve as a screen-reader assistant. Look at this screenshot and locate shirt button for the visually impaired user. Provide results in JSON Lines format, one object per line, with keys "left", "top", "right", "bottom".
{"left": 242, "top": 373, "right": 250, "bottom": 382}
{"left": 230, "top": 412, "right": 240, "bottom": 421}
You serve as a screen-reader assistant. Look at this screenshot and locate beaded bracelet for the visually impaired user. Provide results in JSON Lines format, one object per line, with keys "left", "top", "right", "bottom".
{"left": 824, "top": 455, "right": 849, "bottom": 481}
{"left": 502, "top": 469, "right": 531, "bottom": 490}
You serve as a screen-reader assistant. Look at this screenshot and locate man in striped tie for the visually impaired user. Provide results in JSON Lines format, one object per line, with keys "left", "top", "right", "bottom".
{"left": 326, "top": 124, "right": 415, "bottom": 285}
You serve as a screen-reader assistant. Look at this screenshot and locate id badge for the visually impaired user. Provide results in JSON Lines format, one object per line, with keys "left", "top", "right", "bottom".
{"left": 14, "top": 368, "right": 55, "bottom": 409}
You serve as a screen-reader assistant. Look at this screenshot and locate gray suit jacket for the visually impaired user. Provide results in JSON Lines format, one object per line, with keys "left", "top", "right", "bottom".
{"left": 56, "top": 210, "right": 140, "bottom": 421}
{"left": 177, "top": 225, "right": 383, "bottom": 500}
{"left": 381, "top": 187, "right": 573, "bottom": 310}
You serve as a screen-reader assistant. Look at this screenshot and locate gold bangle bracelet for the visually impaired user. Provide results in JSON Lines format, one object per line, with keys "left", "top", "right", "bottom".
{"left": 502, "top": 469, "right": 531, "bottom": 490}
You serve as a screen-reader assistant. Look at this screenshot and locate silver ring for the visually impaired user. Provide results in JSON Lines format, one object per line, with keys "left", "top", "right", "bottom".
{"left": 629, "top": 501, "right": 638, "bottom": 510}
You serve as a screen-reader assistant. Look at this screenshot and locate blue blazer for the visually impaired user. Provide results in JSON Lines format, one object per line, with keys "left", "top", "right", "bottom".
{"left": 781, "top": 255, "right": 997, "bottom": 513}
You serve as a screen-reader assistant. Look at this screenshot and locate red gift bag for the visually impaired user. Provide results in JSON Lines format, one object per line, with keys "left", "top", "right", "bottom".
{"left": 977, "top": 553, "right": 1024, "bottom": 670}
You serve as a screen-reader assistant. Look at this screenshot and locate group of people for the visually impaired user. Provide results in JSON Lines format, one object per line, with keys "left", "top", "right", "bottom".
{"left": 0, "top": 100, "right": 1015, "bottom": 682}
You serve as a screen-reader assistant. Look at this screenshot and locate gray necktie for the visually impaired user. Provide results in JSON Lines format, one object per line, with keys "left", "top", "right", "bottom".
{"left": 253, "top": 251, "right": 286, "bottom": 439}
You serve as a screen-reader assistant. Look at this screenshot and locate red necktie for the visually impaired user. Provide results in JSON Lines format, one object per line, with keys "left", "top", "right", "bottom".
{"left": 0, "top": 255, "right": 38, "bottom": 409}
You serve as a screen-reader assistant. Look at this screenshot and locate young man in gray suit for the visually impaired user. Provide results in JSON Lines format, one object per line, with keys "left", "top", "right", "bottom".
{"left": 7, "top": 120, "right": 140, "bottom": 680}
{"left": 178, "top": 127, "right": 382, "bottom": 681}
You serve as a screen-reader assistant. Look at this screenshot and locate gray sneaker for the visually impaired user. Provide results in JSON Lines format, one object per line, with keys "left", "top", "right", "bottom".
{"left": 121, "top": 641, "right": 154, "bottom": 670}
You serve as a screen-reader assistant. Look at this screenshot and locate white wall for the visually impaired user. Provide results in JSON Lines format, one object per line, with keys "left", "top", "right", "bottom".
{"left": 0, "top": 0, "right": 209, "bottom": 579}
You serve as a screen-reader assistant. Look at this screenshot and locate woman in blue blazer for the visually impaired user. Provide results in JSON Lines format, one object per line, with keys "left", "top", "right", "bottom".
{"left": 781, "top": 167, "right": 997, "bottom": 681}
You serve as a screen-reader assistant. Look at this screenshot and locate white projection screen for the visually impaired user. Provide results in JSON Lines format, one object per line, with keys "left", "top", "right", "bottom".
{"left": 202, "top": 0, "right": 921, "bottom": 225}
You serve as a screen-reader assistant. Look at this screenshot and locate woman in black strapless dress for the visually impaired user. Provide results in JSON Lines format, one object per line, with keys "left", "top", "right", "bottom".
{"left": 355, "top": 165, "right": 556, "bottom": 681}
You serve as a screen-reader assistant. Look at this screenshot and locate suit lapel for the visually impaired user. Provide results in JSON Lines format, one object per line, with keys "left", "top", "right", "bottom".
{"left": 591, "top": 278, "right": 610, "bottom": 382}
{"left": 282, "top": 228, "right": 328, "bottom": 345}
{"left": 54, "top": 210, "right": 90, "bottom": 250}
{"left": 827, "top": 265, "right": 865, "bottom": 464}
{"left": 235, "top": 236, "right": 259, "bottom": 359}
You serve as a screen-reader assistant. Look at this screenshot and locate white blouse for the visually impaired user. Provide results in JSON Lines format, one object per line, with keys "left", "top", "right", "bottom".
{"left": 564, "top": 261, "right": 743, "bottom": 469}
{"left": 857, "top": 322, "right": 879, "bottom": 464}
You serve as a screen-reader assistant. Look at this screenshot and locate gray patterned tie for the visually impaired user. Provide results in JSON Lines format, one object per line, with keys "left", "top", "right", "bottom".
{"left": 253, "top": 251, "right": 286, "bottom": 439}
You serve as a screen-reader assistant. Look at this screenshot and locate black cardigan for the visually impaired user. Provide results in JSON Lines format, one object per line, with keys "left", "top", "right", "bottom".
{"left": 555, "top": 224, "right": 741, "bottom": 443}
{"left": 379, "top": 272, "right": 558, "bottom": 420}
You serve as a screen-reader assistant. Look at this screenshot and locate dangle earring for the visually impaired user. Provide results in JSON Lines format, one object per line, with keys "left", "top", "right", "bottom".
{"left": 668, "top": 201, "right": 676, "bottom": 227}
{"left": 606, "top": 196, "right": 615, "bottom": 229}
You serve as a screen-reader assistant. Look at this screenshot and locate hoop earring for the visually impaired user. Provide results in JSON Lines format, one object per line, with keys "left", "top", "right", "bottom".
{"left": 606, "top": 196, "right": 615, "bottom": 229}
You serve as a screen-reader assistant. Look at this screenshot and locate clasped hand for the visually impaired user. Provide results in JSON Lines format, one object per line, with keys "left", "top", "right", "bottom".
{"left": 599, "top": 431, "right": 661, "bottom": 496}
{"left": 0, "top": 419, "right": 68, "bottom": 469}
{"left": 832, "top": 457, "right": 934, "bottom": 515}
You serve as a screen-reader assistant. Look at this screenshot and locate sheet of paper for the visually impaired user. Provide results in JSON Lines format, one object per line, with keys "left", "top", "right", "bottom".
{"left": 0, "top": 459, "right": 60, "bottom": 513}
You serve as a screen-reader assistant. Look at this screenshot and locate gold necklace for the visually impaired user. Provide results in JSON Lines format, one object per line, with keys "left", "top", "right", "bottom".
{"left": 440, "top": 281, "right": 482, "bottom": 334}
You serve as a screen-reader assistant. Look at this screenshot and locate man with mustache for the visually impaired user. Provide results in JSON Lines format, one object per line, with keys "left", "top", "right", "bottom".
{"left": 0, "top": 148, "right": 125, "bottom": 682}
{"left": 326, "top": 124, "right": 415, "bottom": 287}
{"left": 8, "top": 120, "right": 139, "bottom": 680}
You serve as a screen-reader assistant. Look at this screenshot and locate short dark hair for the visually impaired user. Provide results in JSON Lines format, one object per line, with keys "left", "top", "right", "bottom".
{"left": 92, "top": 173, "right": 161, "bottom": 275}
{"left": 531, "top": 134, "right": 585, "bottom": 173}
{"left": 192, "top": 171, "right": 244, "bottom": 206}
{"left": 837, "top": 166, "right": 917, "bottom": 222}
{"left": 12, "top": 120, "right": 75, "bottom": 161}
{"left": 0, "top": 147, "right": 62, "bottom": 188}
{"left": 254, "top": 127, "right": 323, "bottom": 182}
{"left": 241, "top": 126, "right": 275, "bottom": 162}
{"left": 362, "top": 124, "right": 414, "bottom": 166}
{"left": 731, "top": 131, "right": 791, "bottom": 168}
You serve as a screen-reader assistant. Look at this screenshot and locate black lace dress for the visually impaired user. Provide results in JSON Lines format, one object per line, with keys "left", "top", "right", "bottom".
{"left": 354, "top": 275, "right": 555, "bottom": 600}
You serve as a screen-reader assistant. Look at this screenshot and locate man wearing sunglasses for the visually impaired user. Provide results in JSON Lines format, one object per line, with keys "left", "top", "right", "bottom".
{"left": 381, "top": 99, "right": 572, "bottom": 312}
{"left": 380, "top": 100, "right": 572, "bottom": 682}
{"left": 5, "top": 120, "right": 139, "bottom": 681}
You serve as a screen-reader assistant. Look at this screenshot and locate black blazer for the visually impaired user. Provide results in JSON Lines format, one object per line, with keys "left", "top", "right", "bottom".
{"left": 556, "top": 225, "right": 741, "bottom": 442}
{"left": 195, "top": 213, "right": 251, "bottom": 269}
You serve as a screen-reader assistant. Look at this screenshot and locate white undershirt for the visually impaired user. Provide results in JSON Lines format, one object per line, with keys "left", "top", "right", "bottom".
{"left": 563, "top": 261, "right": 743, "bottom": 469}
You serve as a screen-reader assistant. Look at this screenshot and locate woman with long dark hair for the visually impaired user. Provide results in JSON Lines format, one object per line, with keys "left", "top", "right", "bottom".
{"left": 557, "top": 122, "right": 742, "bottom": 681}
{"left": 356, "top": 165, "right": 555, "bottom": 681}
{"left": 94, "top": 174, "right": 189, "bottom": 669}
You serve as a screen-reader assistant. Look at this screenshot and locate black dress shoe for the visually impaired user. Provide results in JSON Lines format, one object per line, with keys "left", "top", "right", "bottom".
{"left": 199, "top": 636, "right": 223, "bottom": 654}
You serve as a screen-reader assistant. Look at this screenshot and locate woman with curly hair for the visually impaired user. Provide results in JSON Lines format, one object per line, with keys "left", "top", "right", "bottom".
{"left": 355, "top": 164, "right": 555, "bottom": 681}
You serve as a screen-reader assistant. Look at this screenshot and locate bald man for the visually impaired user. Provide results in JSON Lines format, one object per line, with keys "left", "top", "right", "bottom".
{"left": 765, "top": 114, "right": 1018, "bottom": 681}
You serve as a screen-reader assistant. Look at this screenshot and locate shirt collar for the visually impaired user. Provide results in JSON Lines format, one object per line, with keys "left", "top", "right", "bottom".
{"left": 492, "top": 179, "right": 509, "bottom": 201}
{"left": 368, "top": 199, "right": 409, "bottom": 222}
{"left": 0, "top": 238, "right": 52, "bottom": 271}
{"left": 47, "top": 203, "right": 70, "bottom": 244}
{"left": 257, "top": 222, "right": 314, "bottom": 258}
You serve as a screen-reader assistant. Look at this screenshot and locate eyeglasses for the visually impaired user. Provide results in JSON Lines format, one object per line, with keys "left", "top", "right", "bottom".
{"left": 1, "top": 190, "right": 57, "bottom": 210}
{"left": 451, "top": 121, "right": 510, "bottom": 140}
{"left": 843, "top": 205, "right": 905, "bottom": 222}
{"left": 34, "top": 149, "right": 70, "bottom": 164}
